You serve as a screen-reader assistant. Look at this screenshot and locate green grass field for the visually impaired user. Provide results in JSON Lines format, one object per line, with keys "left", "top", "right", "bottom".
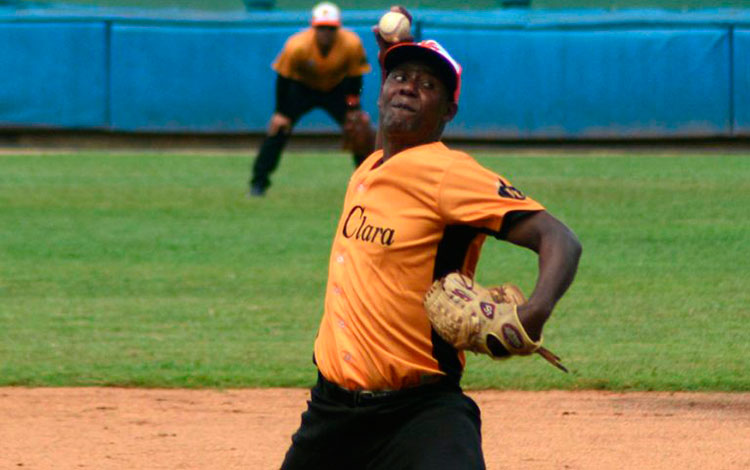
{"left": 1, "top": 150, "right": 748, "bottom": 391}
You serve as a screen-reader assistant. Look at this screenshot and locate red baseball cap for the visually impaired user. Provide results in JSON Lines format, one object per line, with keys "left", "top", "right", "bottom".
{"left": 311, "top": 2, "right": 341, "bottom": 27}
{"left": 383, "top": 40, "right": 462, "bottom": 103}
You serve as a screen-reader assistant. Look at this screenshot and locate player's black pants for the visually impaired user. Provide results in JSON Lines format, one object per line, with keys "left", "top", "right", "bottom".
{"left": 250, "top": 81, "right": 368, "bottom": 192}
{"left": 280, "top": 372, "right": 486, "bottom": 470}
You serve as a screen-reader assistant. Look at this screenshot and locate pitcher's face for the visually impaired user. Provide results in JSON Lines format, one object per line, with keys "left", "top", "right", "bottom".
{"left": 378, "top": 61, "right": 456, "bottom": 141}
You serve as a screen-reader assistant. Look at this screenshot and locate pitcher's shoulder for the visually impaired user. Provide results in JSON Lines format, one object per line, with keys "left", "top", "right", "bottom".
{"left": 417, "top": 142, "right": 476, "bottom": 166}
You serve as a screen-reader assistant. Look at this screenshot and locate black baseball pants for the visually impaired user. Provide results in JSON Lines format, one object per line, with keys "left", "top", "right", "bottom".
{"left": 250, "top": 81, "right": 368, "bottom": 192}
{"left": 280, "top": 372, "right": 486, "bottom": 470}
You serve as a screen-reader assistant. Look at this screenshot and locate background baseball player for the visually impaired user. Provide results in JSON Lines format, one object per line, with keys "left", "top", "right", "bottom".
{"left": 280, "top": 16, "right": 582, "bottom": 469}
{"left": 248, "top": 1, "right": 373, "bottom": 197}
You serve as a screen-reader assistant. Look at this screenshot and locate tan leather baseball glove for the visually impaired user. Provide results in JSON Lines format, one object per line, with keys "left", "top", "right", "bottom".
{"left": 423, "top": 272, "right": 568, "bottom": 372}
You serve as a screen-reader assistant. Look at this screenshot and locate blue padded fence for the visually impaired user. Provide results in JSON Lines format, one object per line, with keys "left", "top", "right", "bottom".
{"left": 0, "top": 21, "right": 107, "bottom": 129}
{"left": 1, "top": 7, "right": 750, "bottom": 139}
{"left": 432, "top": 28, "right": 731, "bottom": 138}
{"left": 734, "top": 29, "right": 750, "bottom": 136}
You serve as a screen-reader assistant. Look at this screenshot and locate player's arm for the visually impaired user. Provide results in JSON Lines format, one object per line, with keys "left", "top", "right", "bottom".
{"left": 340, "top": 75, "right": 375, "bottom": 158}
{"left": 341, "top": 74, "right": 364, "bottom": 137}
{"left": 340, "top": 75, "right": 364, "bottom": 111}
{"left": 501, "top": 210, "right": 582, "bottom": 341}
{"left": 269, "top": 74, "right": 294, "bottom": 135}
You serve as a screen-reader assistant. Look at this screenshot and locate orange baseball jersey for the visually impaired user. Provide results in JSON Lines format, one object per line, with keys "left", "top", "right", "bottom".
{"left": 273, "top": 27, "right": 371, "bottom": 92}
{"left": 313, "top": 142, "right": 545, "bottom": 391}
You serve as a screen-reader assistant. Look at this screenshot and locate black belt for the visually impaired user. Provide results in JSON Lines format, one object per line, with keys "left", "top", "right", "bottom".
{"left": 316, "top": 372, "right": 459, "bottom": 407}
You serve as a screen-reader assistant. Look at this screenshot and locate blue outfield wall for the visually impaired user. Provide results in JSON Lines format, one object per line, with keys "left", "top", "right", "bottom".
{"left": 110, "top": 25, "right": 300, "bottom": 132}
{"left": 734, "top": 29, "right": 750, "bottom": 136}
{"left": 1, "top": 8, "right": 750, "bottom": 139}
{"left": 0, "top": 21, "right": 107, "bottom": 129}
{"left": 432, "top": 28, "right": 731, "bottom": 139}
{"left": 109, "top": 23, "right": 382, "bottom": 133}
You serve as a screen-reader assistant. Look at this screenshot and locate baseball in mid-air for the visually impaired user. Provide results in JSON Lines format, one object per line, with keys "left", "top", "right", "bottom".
{"left": 378, "top": 11, "right": 411, "bottom": 43}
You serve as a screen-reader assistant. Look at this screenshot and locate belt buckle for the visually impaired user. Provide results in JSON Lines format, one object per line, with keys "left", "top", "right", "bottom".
{"left": 356, "top": 390, "right": 376, "bottom": 404}
{"left": 356, "top": 389, "right": 396, "bottom": 405}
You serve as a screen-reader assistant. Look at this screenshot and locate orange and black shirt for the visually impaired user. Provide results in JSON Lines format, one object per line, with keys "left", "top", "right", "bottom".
{"left": 273, "top": 27, "right": 370, "bottom": 92}
{"left": 313, "top": 142, "right": 545, "bottom": 391}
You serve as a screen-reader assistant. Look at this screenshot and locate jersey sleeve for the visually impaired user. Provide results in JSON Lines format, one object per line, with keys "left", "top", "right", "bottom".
{"left": 347, "top": 39, "right": 371, "bottom": 77}
{"left": 437, "top": 156, "right": 545, "bottom": 234}
{"left": 272, "top": 39, "right": 296, "bottom": 79}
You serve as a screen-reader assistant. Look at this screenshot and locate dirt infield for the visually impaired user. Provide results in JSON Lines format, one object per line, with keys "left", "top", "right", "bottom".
{"left": 1, "top": 388, "right": 748, "bottom": 470}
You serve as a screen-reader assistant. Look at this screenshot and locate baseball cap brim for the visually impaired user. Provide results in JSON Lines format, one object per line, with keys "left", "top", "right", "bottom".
{"left": 311, "top": 19, "right": 341, "bottom": 26}
{"left": 383, "top": 41, "right": 462, "bottom": 103}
